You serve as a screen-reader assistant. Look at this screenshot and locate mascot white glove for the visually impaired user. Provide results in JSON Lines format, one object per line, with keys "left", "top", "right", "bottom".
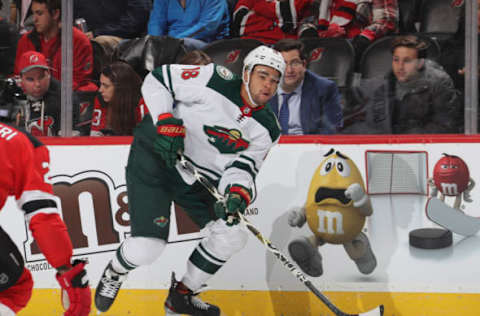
{"left": 287, "top": 207, "right": 306, "bottom": 228}
{"left": 345, "top": 183, "right": 368, "bottom": 208}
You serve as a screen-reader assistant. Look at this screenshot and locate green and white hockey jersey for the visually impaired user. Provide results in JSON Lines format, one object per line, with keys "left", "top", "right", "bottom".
{"left": 141, "top": 63, "right": 281, "bottom": 198}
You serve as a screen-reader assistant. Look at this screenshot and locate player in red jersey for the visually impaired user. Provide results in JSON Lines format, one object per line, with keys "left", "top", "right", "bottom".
{"left": 0, "top": 122, "right": 91, "bottom": 315}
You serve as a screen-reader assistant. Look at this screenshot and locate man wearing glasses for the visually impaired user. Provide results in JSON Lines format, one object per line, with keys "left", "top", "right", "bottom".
{"left": 269, "top": 39, "right": 343, "bottom": 135}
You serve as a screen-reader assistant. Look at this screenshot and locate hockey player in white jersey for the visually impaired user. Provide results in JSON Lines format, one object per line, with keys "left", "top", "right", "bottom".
{"left": 95, "top": 46, "right": 286, "bottom": 315}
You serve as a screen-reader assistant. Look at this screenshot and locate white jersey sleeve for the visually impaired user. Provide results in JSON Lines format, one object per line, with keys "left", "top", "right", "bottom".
{"left": 141, "top": 64, "right": 215, "bottom": 124}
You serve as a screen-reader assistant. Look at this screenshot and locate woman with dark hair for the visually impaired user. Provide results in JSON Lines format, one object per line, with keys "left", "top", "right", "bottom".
{"left": 90, "top": 61, "right": 148, "bottom": 136}
{"left": 178, "top": 50, "right": 212, "bottom": 65}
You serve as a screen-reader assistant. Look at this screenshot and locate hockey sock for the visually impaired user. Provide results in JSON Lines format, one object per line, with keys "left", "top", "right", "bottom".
{"left": 182, "top": 239, "right": 227, "bottom": 291}
{"left": 112, "top": 236, "right": 166, "bottom": 273}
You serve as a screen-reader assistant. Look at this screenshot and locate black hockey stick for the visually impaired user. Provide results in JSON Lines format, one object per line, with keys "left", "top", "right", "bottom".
{"left": 177, "top": 154, "right": 384, "bottom": 316}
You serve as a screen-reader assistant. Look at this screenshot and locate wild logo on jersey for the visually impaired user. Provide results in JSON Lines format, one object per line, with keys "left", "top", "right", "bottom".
{"left": 203, "top": 125, "right": 249, "bottom": 154}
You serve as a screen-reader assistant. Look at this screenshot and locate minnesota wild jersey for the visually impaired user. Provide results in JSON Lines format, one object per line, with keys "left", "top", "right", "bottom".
{"left": 141, "top": 63, "right": 280, "bottom": 197}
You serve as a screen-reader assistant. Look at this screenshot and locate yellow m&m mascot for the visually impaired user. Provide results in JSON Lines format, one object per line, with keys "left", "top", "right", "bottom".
{"left": 288, "top": 149, "right": 377, "bottom": 276}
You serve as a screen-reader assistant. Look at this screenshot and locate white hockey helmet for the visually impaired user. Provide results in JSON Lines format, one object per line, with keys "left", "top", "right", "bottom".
{"left": 243, "top": 45, "right": 286, "bottom": 81}
{"left": 242, "top": 45, "right": 286, "bottom": 106}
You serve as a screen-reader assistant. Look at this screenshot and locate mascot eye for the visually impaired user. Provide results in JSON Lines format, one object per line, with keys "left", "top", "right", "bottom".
{"left": 335, "top": 158, "right": 351, "bottom": 177}
{"left": 320, "top": 158, "right": 335, "bottom": 175}
{"left": 441, "top": 165, "right": 448, "bottom": 169}
{"left": 452, "top": 165, "right": 458, "bottom": 169}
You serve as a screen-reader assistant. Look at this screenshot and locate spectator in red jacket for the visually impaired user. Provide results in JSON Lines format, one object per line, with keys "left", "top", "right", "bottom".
{"left": 14, "top": 0, "right": 97, "bottom": 91}
{"left": 90, "top": 61, "right": 148, "bottom": 136}
{"left": 315, "top": 0, "right": 398, "bottom": 59}
{"left": 232, "top": 0, "right": 313, "bottom": 44}
{"left": 16, "top": 51, "right": 83, "bottom": 136}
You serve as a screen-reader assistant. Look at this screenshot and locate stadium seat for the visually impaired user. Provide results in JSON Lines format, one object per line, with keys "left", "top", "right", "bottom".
{"left": 0, "top": 23, "right": 18, "bottom": 78}
{"left": 91, "top": 40, "right": 111, "bottom": 83}
{"left": 301, "top": 38, "right": 355, "bottom": 89}
{"left": 203, "top": 38, "right": 264, "bottom": 75}
{"left": 358, "top": 34, "right": 441, "bottom": 80}
{"left": 301, "top": 38, "right": 356, "bottom": 128}
{"left": 75, "top": 91, "right": 97, "bottom": 136}
{"left": 398, "top": 0, "right": 420, "bottom": 33}
{"left": 113, "top": 35, "right": 187, "bottom": 78}
{"left": 419, "top": 0, "right": 462, "bottom": 34}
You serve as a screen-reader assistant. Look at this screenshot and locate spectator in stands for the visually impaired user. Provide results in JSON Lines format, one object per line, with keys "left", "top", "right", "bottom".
{"left": 147, "top": 0, "right": 230, "bottom": 50}
{"left": 315, "top": 0, "right": 398, "bottom": 60}
{"left": 232, "top": 0, "right": 313, "bottom": 45}
{"left": 14, "top": 0, "right": 97, "bottom": 91}
{"left": 351, "top": 35, "right": 461, "bottom": 134}
{"left": 269, "top": 39, "right": 343, "bottom": 134}
{"left": 17, "top": 50, "right": 81, "bottom": 136}
{"left": 440, "top": 0, "right": 479, "bottom": 95}
{"left": 90, "top": 61, "right": 148, "bottom": 136}
{"left": 73, "top": 0, "right": 151, "bottom": 54}
{"left": 177, "top": 49, "right": 212, "bottom": 65}
{"left": 0, "top": 0, "right": 10, "bottom": 21}
{"left": 0, "top": 0, "right": 18, "bottom": 77}
{"left": 0, "top": 0, "right": 16, "bottom": 23}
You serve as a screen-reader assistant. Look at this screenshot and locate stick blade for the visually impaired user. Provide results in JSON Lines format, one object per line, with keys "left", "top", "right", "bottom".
{"left": 426, "top": 197, "right": 480, "bottom": 236}
{"left": 358, "top": 305, "right": 384, "bottom": 316}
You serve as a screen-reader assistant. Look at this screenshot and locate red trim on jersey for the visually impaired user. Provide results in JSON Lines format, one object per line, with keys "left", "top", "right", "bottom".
{"left": 360, "top": 29, "right": 376, "bottom": 41}
{"left": 29, "top": 213, "right": 73, "bottom": 269}
{"left": 240, "top": 95, "right": 265, "bottom": 113}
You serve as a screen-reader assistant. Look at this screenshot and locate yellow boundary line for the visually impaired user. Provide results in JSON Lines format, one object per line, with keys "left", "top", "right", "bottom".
{"left": 18, "top": 289, "right": 480, "bottom": 315}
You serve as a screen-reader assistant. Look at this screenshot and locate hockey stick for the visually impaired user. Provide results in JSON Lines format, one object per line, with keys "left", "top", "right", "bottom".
{"left": 426, "top": 197, "right": 480, "bottom": 236}
{"left": 177, "top": 154, "right": 384, "bottom": 316}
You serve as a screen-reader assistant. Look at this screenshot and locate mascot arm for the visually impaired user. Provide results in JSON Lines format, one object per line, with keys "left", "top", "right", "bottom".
{"left": 463, "top": 178, "right": 476, "bottom": 203}
{"left": 428, "top": 178, "right": 438, "bottom": 197}
{"left": 345, "top": 183, "right": 372, "bottom": 216}
{"left": 287, "top": 206, "right": 307, "bottom": 228}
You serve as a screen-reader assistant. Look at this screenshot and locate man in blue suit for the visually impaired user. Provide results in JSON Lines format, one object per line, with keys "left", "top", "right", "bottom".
{"left": 270, "top": 39, "right": 343, "bottom": 135}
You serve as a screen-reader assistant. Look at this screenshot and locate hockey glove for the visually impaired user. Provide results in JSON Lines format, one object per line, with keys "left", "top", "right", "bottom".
{"left": 318, "top": 23, "right": 346, "bottom": 38}
{"left": 214, "top": 185, "right": 251, "bottom": 226}
{"left": 153, "top": 113, "right": 185, "bottom": 168}
{"left": 55, "top": 260, "right": 91, "bottom": 316}
{"left": 298, "top": 22, "right": 319, "bottom": 39}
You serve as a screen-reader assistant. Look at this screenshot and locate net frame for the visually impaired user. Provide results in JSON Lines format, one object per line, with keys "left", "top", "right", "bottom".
{"left": 365, "top": 150, "right": 429, "bottom": 195}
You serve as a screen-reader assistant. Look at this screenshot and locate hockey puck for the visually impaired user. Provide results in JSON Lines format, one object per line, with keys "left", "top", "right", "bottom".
{"left": 409, "top": 228, "right": 453, "bottom": 249}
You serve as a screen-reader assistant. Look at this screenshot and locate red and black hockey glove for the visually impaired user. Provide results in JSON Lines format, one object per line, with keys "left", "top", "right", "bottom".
{"left": 318, "top": 23, "right": 346, "bottom": 38}
{"left": 214, "top": 185, "right": 252, "bottom": 226}
{"left": 154, "top": 113, "right": 185, "bottom": 168}
{"left": 55, "top": 260, "right": 91, "bottom": 316}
